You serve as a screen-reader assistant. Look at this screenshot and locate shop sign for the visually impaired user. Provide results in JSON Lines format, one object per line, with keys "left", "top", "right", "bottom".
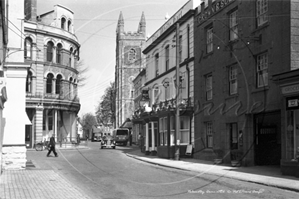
{"left": 196, "top": 0, "right": 235, "bottom": 25}
{"left": 282, "top": 84, "right": 299, "bottom": 95}
{"left": 286, "top": 96, "right": 299, "bottom": 110}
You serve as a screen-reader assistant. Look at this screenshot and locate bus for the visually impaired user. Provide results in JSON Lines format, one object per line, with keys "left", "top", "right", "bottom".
{"left": 112, "top": 128, "right": 129, "bottom": 146}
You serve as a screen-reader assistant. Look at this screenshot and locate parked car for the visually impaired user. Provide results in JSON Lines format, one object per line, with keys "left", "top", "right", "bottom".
{"left": 100, "top": 135, "right": 116, "bottom": 149}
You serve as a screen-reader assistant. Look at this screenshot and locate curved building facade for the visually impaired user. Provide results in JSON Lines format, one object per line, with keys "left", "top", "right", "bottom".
{"left": 24, "top": 3, "right": 80, "bottom": 148}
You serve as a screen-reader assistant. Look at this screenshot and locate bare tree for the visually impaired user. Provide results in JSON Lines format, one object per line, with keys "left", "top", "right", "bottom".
{"left": 75, "top": 60, "right": 89, "bottom": 87}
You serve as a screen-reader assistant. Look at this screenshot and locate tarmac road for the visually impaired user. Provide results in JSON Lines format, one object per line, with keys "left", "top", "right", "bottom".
{"left": 26, "top": 142, "right": 298, "bottom": 199}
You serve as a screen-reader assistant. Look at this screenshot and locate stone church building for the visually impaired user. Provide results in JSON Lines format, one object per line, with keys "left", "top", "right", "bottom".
{"left": 115, "top": 12, "right": 146, "bottom": 128}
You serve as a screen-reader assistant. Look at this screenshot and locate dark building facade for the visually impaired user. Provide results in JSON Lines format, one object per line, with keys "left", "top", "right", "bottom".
{"left": 193, "top": 0, "right": 298, "bottom": 175}
{"left": 115, "top": 12, "right": 146, "bottom": 128}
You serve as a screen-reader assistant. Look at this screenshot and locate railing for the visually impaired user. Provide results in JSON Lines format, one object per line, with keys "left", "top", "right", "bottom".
{"left": 26, "top": 92, "right": 80, "bottom": 102}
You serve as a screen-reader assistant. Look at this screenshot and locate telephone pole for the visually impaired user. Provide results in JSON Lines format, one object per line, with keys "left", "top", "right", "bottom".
{"left": 175, "top": 22, "right": 180, "bottom": 160}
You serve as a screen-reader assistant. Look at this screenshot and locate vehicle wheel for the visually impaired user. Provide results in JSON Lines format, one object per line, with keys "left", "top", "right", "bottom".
{"left": 35, "top": 144, "right": 43, "bottom": 151}
{"left": 100, "top": 146, "right": 103, "bottom": 149}
{"left": 112, "top": 146, "right": 116, "bottom": 149}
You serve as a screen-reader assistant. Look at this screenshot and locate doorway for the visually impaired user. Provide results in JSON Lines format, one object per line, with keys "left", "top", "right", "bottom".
{"left": 255, "top": 112, "right": 281, "bottom": 165}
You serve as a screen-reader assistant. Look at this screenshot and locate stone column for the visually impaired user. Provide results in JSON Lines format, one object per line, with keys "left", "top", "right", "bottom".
{"left": 2, "top": 63, "right": 30, "bottom": 170}
{"left": 151, "top": 122, "right": 155, "bottom": 152}
{"left": 145, "top": 123, "right": 149, "bottom": 153}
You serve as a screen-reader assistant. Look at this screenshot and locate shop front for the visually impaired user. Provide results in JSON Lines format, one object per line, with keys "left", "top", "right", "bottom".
{"left": 273, "top": 70, "right": 299, "bottom": 177}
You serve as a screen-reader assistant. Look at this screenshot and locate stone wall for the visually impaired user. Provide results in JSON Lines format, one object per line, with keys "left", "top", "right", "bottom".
{"left": 2, "top": 146, "right": 26, "bottom": 170}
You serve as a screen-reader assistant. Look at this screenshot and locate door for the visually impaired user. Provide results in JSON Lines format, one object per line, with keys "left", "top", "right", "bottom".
{"left": 255, "top": 112, "right": 281, "bottom": 165}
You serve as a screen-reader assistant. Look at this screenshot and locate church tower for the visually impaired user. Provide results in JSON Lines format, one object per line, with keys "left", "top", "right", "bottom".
{"left": 115, "top": 12, "right": 146, "bottom": 128}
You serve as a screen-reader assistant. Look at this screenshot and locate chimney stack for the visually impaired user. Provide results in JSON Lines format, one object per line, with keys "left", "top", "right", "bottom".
{"left": 24, "top": 0, "right": 37, "bottom": 22}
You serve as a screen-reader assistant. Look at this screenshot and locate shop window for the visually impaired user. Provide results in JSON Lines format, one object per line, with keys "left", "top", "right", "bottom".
{"left": 287, "top": 109, "right": 299, "bottom": 161}
{"left": 159, "top": 117, "right": 167, "bottom": 146}
{"left": 170, "top": 116, "right": 175, "bottom": 146}
{"left": 180, "top": 116, "right": 189, "bottom": 144}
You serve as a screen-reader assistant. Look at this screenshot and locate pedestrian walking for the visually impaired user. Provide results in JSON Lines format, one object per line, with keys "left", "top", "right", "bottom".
{"left": 47, "top": 134, "right": 58, "bottom": 157}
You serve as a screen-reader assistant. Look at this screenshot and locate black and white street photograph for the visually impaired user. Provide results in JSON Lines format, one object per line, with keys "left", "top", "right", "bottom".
{"left": 0, "top": 0, "right": 299, "bottom": 198}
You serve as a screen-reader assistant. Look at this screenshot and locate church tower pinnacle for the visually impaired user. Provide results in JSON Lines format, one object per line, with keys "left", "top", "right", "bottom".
{"left": 116, "top": 11, "right": 124, "bottom": 34}
{"left": 137, "top": 12, "right": 146, "bottom": 35}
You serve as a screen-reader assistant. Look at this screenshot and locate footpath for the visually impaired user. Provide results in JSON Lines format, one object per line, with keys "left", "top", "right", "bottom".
{"left": 125, "top": 146, "right": 299, "bottom": 192}
{"left": 0, "top": 145, "right": 92, "bottom": 199}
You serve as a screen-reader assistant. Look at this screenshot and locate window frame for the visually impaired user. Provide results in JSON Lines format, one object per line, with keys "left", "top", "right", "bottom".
{"left": 205, "top": 74, "right": 213, "bottom": 100}
{"left": 24, "top": 37, "right": 32, "bottom": 60}
{"left": 229, "top": 123, "right": 238, "bottom": 150}
{"left": 26, "top": 71, "right": 33, "bottom": 93}
{"left": 256, "top": 52, "right": 268, "bottom": 88}
{"left": 206, "top": 122, "right": 213, "bottom": 148}
{"left": 179, "top": 35, "right": 182, "bottom": 63}
{"left": 155, "top": 53, "right": 159, "bottom": 77}
{"left": 256, "top": 0, "right": 268, "bottom": 27}
{"left": 46, "top": 41, "right": 54, "bottom": 62}
{"left": 229, "top": 65, "right": 238, "bottom": 95}
{"left": 56, "top": 43, "right": 62, "bottom": 64}
{"left": 206, "top": 26, "right": 213, "bottom": 53}
{"left": 165, "top": 45, "right": 169, "bottom": 71}
{"left": 229, "top": 9, "right": 238, "bottom": 41}
{"left": 46, "top": 73, "right": 54, "bottom": 94}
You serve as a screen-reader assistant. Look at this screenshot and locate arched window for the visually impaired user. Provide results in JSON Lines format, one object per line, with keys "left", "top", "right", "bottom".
{"left": 68, "top": 20, "right": 71, "bottom": 31}
{"left": 26, "top": 71, "right": 33, "bottom": 93}
{"left": 153, "top": 85, "right": 160, "bottom": 105}
{"left": 46, "top": 73, "right": 54, "bottom": 94}
{"left": 128, "top": 48, "right": 136, "bottom": 63}
{"left": 56, "top": 74, "right": 62, "bottom": 94}
{"left": 24, "top": 37, "right": 32, "bottom": 59}
{"left": 69, "top": 77, "right": 73, "bottom": 98}
{"left": 56, "top": 43, "right": 62, "bottom": 64}
{"left": 69, "top": 47, "right": 73, "bottom": 67}
{"left": 61, "top": 17, "right": 66, "bottom": 29}
{"left": 163, "top": 80, "right": 170, "bottom": 100}
{"left": 46, "top": 41, "right": 54, "bottom": 62}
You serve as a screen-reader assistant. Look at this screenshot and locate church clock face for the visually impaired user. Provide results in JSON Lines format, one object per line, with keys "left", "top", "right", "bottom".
{"left": 124, "top": 46, "right": 140, "bottom": 65}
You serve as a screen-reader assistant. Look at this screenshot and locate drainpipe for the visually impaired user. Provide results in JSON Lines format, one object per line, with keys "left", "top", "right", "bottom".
{"left": 186, "top": 64, "right": 191, "bottom": 145}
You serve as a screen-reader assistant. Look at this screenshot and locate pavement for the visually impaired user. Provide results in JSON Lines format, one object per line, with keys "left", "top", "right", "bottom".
{"left": 125, "top": 146, "right": 299, "bottom": 192}
{"left": 0, "top": 144, "right": 298, "bottom": 199}
{"left": 0, "top": 145, "right": 92, "bottom": 199}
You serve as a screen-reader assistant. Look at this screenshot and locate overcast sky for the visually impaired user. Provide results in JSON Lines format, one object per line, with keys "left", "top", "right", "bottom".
{"left": 37, "top": 0, "right": 189, "bottom": 117}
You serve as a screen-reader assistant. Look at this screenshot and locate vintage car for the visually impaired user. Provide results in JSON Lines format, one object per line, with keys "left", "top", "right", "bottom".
{"left": 100, "top": 135, "right": 116, "bottom": 149}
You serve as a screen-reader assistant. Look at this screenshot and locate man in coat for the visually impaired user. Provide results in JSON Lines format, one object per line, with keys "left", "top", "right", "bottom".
{"left": 47, "top": 134, "right": 58, "bottom": 157}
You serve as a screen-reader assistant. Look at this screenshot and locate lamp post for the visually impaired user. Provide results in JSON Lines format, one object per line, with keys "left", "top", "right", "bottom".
{"left": 175, "top": 22, "right": 180, "bottom": 160}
